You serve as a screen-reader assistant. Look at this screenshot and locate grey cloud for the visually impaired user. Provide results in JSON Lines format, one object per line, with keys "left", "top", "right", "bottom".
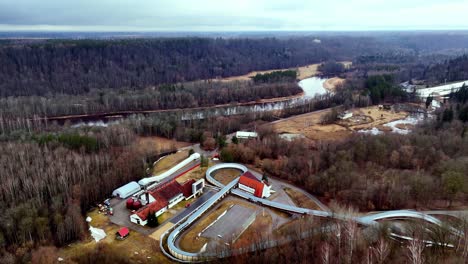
{"left": 0, "top": 0, "right": 467, "bottom": 31}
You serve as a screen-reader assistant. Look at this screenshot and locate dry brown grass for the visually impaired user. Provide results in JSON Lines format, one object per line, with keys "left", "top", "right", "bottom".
{"left": 270, "top": 105, "right": 410, "bottom": 141}
{"left": 273, "top": 216, "right": 315, "bottom": 238}
{"left": 175, "top": 164, "right": 207, "bottom": 184}
{"left": 149, "top": 222, "right": 174, "bottom": 241}
{"left": 152, "top": 150, "right": 189, "bottom": 175}
{"left": 271, "top": 109, "right": 350, "bottom": 141}
{"left": 136, "top": 136, "right": 191, "bottom": 154}
{"left": 59, "top": 209, "right": 169, "bottom": 263}
{"left": 213, "top": 61, "right": 351, "bottom": 82}
{"left": 233, "top": 211, "right": 272, "bottom": 248}
{"left": 214, "top": 64, "right": 316, "bottom": 82}
{"left": 346, "top": 106, "right": 408, "bottom": 131}
{"left": 157, "top": 211, "right": 175, "bottom": 224}
{"left": 283, "top": 187, "right": 321, "bottom": 210}
{"left": 323, "top": 77, "right": 345, "bottom": 92}
{"left": 296, "top": 64, "right": 320, "bottom": 80}
{"left": 211, "top": 168, "right": 243, "bottom": 185}
{"left": 395, "top": 123, "right": 415, "bottom": 130}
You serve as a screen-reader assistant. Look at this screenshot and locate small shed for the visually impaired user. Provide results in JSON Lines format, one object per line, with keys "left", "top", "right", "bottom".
{"left": 112, "top": 181, "right": 141, "bottom": 199}
{"left": 116, "top": 227, "right": 130, "bottom": 240}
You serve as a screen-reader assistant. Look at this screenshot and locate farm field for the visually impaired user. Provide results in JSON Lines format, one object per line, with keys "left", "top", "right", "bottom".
{"left": 215, "top": 61, "right": 352, "bottom": 82}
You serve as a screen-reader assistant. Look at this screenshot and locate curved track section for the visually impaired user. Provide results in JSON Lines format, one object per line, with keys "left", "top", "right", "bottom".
{"left": 164, "top": 163, "right": 463, "bottom": 262}
{"left": 361, "top": 210, "right": 443, "bottom": 225}
{"left": 166, "top": 164, "right": 248, "bottom": 262}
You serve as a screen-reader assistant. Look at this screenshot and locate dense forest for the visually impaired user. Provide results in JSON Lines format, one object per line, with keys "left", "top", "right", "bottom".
{"left": 0, "top": 37, "right": 376, "bottom": 96}
{"left": 423, "top": 55, "right": 468, "bottom": 84}
{"left": 0, "top": 80, "right": 301, "bottom": 118}
{"left": 0, "top": 126, "right": 166, "bottom": 262}
{"left": 2, "top": 33, "right": 468, "bottom": 97}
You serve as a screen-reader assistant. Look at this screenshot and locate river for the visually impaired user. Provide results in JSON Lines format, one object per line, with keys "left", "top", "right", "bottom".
{"left": 72, "top": 77, "right": 330, "bottom": 127}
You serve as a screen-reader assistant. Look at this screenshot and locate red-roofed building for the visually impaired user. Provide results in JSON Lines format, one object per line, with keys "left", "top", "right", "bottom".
{"left": 116, "top": 227, "right": 129, "bottom": 240}
{"left": 238, "top": 171, "right": 271, "bottom": 198}
{"left": 151, "top": 180, "right": 184, "bottom": 206}
{"left": 181, "top": 179, "right": 195, "bottom": 198}
{"left": 130, "top": 179, "right": 205, "bottom": 226}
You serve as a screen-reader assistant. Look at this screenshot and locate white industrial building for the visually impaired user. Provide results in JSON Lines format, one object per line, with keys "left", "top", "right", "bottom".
{"left": 112, "top": 181, "right": 141, "bottom": 199}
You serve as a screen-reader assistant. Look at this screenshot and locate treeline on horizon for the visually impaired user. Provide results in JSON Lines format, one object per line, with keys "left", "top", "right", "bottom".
{"left": 2, "top": 33, "right": 468, "bottom": 97}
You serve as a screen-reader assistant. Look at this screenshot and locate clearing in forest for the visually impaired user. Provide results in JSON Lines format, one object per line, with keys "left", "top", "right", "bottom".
{"left": 215, "top": 61, "right": 352, "bottom": 82}
{"left": 152, "top": 150, "right": 190, "bottom": 175}
{"left": 270, "top": 105, "right": 410, "bottom": 141}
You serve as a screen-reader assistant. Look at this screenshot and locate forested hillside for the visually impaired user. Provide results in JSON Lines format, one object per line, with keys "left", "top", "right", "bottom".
{"left": 0, "top": 37, "right": 377, "bottom": 96}
{"left": 423, "top": 55, "right": 468, "bottom": 84}
{"left": 3, "top": 33, "right": 468, "bottom": 97}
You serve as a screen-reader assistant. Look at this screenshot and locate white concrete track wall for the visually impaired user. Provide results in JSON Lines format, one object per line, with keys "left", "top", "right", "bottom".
{"left": 162, "top": 162, "right": 464, "bottom": 262}
{"left": 139, "top": 153, "right": 200, "bottom": 186}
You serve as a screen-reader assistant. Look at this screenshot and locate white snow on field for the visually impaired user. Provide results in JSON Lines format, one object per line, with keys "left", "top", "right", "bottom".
{"left": 417, "top": 80, "right": 468, "bottom": 98}
{"left": 357, "top": 127, "right": 382, "bottom": 135}
{"left": 383, "top": 114, "right": 425, "bottom": 135}
{"left": 358, "top": 113, "right": 426, "bottom": 135}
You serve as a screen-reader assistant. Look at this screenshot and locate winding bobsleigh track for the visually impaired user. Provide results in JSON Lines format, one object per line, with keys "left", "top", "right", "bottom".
{"left": 162, "top": 163, "right": 463, "bottom": 262}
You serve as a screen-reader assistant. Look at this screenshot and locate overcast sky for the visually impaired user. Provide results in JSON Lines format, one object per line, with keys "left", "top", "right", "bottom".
{"left": 0, "top": 0, "right": 467, "bottom": 31}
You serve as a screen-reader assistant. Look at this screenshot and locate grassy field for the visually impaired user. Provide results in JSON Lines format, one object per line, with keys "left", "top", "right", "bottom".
{"left": 58, "top": 209, "right": 170, "bottom": 263}
{"left": 149, "top": 222, "right": 174, "bottom": 241}
{"left": 152, "top": 150, "right": 190, "bottom": 175}
{"left": 211, "top": 168, "right": 243, "bottom": 185}
{"left": 214, "top": 61, "right": 351, "bottom": 82}
{"left": 271, "top": 105, "right": 409, "bottom": 141}
{"left": 345, "top": 106, "right": 408, "bottom": 131}
{"left": 323, "top": 77, "right": 345, "bottom": 92}
{"left": 214, "top": 64, "right": 318, "bottom": 82}
{"left": 136, "top": 136, "right": 191, "bottom": 154}
{"left": 271, "top": 108, "right": 350, "bottom": 141}
{"left": 175, "top": 165, "right": 207, "bottom": 184}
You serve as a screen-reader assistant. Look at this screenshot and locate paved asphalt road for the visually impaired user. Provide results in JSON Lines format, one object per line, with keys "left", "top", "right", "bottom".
{"left": 170, "top": 189, "right": 216, "bottom": 223}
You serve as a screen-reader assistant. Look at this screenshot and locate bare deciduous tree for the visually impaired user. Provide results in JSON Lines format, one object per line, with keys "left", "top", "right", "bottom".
{"left": 407, "top": 238, "right": 425, "bottom": 264}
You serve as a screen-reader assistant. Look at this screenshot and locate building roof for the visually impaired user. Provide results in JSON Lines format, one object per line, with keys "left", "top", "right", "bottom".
{"left": 135, "top": 180, "right": 185, "bottom": 220}
{"left": 239, "top": 172, "right": 264, "bottom": 197}
{"left": 112, "top": 181, "right": 141, "bottom": 199}
{"left": 117, "top": 227, "right": 129, "bottom": 237}
{"left": 136, "top": 197, "right": 168, "bottom": 220}
{"left": 181, "top": 179, "right": 195, "bottom": 198}
{"left": 149, "top": 180, "right": 182, "bottom": 201}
